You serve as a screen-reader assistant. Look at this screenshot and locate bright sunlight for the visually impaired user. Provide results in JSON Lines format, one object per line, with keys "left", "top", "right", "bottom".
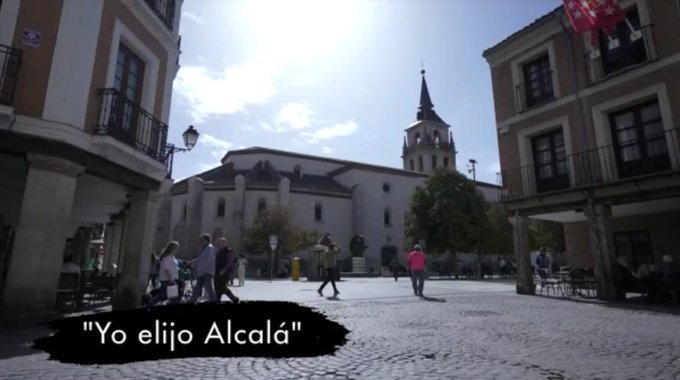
{"left": 243, "top": 0, "right": 359, "bottom": 62}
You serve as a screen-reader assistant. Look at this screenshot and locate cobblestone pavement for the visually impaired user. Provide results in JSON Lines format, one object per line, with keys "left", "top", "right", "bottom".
{"left": 1, "top": 279, "right": 680, "bottom": 379}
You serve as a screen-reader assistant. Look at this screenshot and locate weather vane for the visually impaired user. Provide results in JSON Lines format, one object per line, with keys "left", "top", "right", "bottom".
{"left": 420, "top": 59, "right": 425, "bottom": 74}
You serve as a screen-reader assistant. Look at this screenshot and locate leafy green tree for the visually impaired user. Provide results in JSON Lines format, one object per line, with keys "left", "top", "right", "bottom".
{"left": 243, "top": 206, "right": 321, "bottom": 273}
{"left": 405, "top": 168, "right": 489, "bottom": 256}
{"left": 483, "top": 202, "right": 513, "bottom": 256}
{"left": 528, "top": 219, "right": 565, "bottom": 254}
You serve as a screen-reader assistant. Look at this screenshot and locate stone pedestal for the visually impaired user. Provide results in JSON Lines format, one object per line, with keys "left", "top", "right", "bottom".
{"left": 352, "top": 257, "right": 366, "bottom": 273}
{"left": 0, "top": 154, "right": 84, "bottom": 314}
{"left": 112, "top": 190, "right": 160, "bottom": 310}
{"left": 510, "top": 213, "right": 534, "bottom": 295}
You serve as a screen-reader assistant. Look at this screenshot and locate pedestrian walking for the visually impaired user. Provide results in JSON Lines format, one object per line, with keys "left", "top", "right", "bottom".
{"left": 317, "top": 242, "right": 340, "bottom": 297}
{"left": 237, "top": 254, "right": 248, "bottom": 286}
{"left": 407, "top": 244, "right": 427, "bottom": 296}
{"left": 148, "top": 241, "right": 181, "bottom": 306}
{"left": 390, "top": 256, "right": 401, "bottom": 282}
{"left": 214, "top": 238, "right": 239, "bottom": 303}
{"left": 189, "top": 233, "right": 217, "bottom": 303}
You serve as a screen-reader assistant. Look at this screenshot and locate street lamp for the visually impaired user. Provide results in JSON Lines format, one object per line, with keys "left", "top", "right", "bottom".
{"left": 467, "top": 159, "right": 477, "bottom": 182}
{"left": 165, "top": 125, "right": 200, "bottom": 178}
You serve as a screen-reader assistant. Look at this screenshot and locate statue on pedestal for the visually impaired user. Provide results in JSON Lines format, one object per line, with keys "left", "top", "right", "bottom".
{"left": 349, "top": 235, "right": 367, "bottom": 258}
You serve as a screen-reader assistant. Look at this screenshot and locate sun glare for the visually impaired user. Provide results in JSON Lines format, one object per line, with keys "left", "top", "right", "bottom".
{"left": 244, "top": 0, "right": 358, "bottom": 62}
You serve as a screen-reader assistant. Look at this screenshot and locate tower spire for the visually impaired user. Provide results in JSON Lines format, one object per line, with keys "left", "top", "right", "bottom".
{"left": 416, "top": 68, "right": 445, "bottom": 124}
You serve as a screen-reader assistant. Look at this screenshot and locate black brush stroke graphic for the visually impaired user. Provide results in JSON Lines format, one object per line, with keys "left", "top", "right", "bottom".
{"left": 32, "top": 301, "right": 350, "bottom": 364}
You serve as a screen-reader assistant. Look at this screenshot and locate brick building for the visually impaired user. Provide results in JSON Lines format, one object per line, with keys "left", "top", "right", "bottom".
{"left": 483, "top": 0, "right": 680, "bottom": 299}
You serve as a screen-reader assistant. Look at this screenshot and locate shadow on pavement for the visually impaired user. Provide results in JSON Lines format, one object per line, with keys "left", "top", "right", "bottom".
{"left": 537, "top": 294, "right": 680, "bottom": 316}
{"left": 419, "top": 295, "right": 446, "bottom": 302}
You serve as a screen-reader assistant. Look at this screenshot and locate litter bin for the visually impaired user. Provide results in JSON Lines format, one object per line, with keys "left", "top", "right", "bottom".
{"left": 291, "top": 257, "right": 300, "bottom": 281}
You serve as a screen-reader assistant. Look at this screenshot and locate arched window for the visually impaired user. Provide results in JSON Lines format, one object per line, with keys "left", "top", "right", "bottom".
{"left": 443, "top": 157, "right": 449, "bottom": 167}
{"left": 409, "top": 159, "right": 414, "bottom": 171}
{"left": 314, "top": 202, "right": 322, "bottom": 221}
{"left": 432, "top": 155, "right": 438, "bottom": 169}
{"left": 415, "top": 133, "right": 421, "bottom": 145}
{"left": 183, "top": 202, "right": 187, "bottom": 220}
{"left": 217, "top": 198, "right": 225, "bottom": 217}
{"left": 257, "top": 198, "right": 267, "bottom": 212}
{"left": 433, "top": 131, "right": 440, "bottom": 147}
{"left": 382, "top": 183, "right": 390, "bottom": 193}
{"left": 384, "top": 208, "right": 391, "bottom": 227}
{"left": 418, "top": 156, "right": 423, "bottom": 172}
{"left": 294, "top": 164, "right": 302, "bottom": 178}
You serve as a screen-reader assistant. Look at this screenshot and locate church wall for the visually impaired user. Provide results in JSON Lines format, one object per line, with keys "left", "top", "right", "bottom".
{"left": 201, "top": 190, "right": 237, "bottom": 243}
{"left": 226, "top": 153, "right": 345, "bottom": 176}
{"left": 288, "top": 192, "right": 352, "bottom": 256}
{"left": 243, "top": 189, "right": 280, "bottom": 228}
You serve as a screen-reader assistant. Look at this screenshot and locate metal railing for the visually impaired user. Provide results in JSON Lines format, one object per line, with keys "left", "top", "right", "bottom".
{"left": 0, "top": 44, "right": 22, "bottom": 106}
{"left": 499, "top": 127, "right": 680, "bottom": 201}
{"left": 144, "top": 0, "right": 176, "bottom": 31}
{"left": 95, "top": 88, "right": 169, "bottom": 163}
{"left": 403, "top": 140, "right": 455, "bottom": 153}
{"left": 584, "top": 25, "right": 654, "bottom": 85}
{"left": 514, "top": 71, "right": 556, "bottom": 113}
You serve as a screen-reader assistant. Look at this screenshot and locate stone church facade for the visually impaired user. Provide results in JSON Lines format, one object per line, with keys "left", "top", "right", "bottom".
{"left": 161, "top": 71, "right": 500, "bottom": 271}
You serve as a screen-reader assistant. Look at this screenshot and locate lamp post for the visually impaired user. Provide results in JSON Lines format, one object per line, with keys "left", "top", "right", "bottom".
{"left": 165, "top": 125, "right": 200, "bottom": 178}
{"left": 467, "top": 159, "right": 477, "bottom": 183}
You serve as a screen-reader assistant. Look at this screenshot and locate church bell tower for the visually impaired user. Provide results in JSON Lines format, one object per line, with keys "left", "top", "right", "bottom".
{"left": 402, "top": 69, "right": 457, "bottom": 174}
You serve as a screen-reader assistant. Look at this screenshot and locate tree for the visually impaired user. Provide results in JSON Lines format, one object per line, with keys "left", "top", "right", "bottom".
{"left": 483, "top": 202, "right": 513, "bottom": 256}
{"left": 243, "top": 206, "right": 321, "bottom": 273}
{"left": 528, "top": 219, "right": 565, "bottom": 254}
{"left": 405, "top": 168, "right": 489, "bottom": 256}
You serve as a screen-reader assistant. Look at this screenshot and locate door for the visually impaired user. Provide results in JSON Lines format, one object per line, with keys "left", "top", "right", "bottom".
{"left": 609, "top": 100, "right": 670, "bottom": 179}
{"left": 112, "top": 44, "right": 145, "bottom": 145}
{"left": 532, "top": 129, "right": 570, "bottom": 193}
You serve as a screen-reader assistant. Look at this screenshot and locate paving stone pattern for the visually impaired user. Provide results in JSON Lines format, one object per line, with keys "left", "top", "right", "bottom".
{"left": 1, "top": 286, "right": 680, "bottom": 379}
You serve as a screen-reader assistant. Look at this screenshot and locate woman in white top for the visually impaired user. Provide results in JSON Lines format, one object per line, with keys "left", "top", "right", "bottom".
{"left": 149, "top": 241, "right": 180, "bottom": 306}
{"left": 237, "top": 254, "right": 248, "bottom": 286}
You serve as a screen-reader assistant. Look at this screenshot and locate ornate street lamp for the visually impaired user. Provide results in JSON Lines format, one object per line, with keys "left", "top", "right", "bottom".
{"left": 165, "top": 125, "right": 200, "bottom": 178}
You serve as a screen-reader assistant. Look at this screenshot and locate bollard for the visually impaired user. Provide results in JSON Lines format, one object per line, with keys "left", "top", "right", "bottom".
{"left": 291, "top": 257, "right": 300, "bottom": 281}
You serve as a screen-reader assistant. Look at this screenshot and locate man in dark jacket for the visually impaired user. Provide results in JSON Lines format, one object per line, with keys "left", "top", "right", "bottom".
{"left": 215, "top": 238, "right": 239, "bottom": 303}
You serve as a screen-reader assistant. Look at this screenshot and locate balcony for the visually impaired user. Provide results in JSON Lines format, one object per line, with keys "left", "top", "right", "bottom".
{"left": 500, "top": 127, "right": 680, "bottom": 202}
{"left": 144, "top": 0, "right": 176, "bottom": 31}
{"left": 514, "top": 71, "right": 555, "bottom": 113}
{"left": 584, "top": 25, "right": 654, "bottom": 85}
{"left": 95, "top": 88, "right": 168, "bottom": 163}
{"left": 0, "top": 44, "right": 22, "bottom": 106}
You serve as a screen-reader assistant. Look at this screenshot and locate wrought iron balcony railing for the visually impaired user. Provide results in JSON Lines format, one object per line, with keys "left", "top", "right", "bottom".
{"left": 0, "top": 44, "right": 22, "bottom": 106}
{"left": 144, "top": 0, "right": 176, "bottom": 31}
{"left": 403, "top": 140, "right": 455, "bottom": 153}
{"left": 514, "top": 71, "right": 556, "bottom": 113}
{"left": 584, "top": 25, "right": 654, "bottom": 85}
{"left": 499, "top": 127, "right": 680, "bottom": 202}
{"left": 95, "top": 88, "right": 169, "bottom": 163}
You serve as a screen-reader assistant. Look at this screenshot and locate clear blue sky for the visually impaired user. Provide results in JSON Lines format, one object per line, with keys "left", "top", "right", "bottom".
{"left": 168, "top": 0, "right": 561, "bottom": 185}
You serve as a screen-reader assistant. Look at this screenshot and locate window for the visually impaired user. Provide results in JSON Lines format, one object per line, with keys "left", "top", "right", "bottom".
{"left": 314, "top": 202, "right": 322, "bottom": 222}
{"left": 443, "top": 157, "right": 449, "bottom": 167}
{"left": 182, "top": 203, "right": 187, "bottom": 220}
{"left": 614, "top": 230, "right": 652, "bottom": 269}
{"left": 257, "top": 198, "right": 266, "bottom": 212}
{"left": 415, "top": 133, "right": 421, "bottom": 145}
{"left": 599, "top": 6, "right": 647, "bottom": 77}
{"left": 384, "top": 208, "right": 391, "bottom": 227}
{"left": 522, "top": 54, "right": 553, "bottom": 108}
{"left": 294, "top": 164, "right": 302, "bottom": 178}
{"left": 113, "top": 44, "right": 145, "bottom": 138}
{"left": 531, "top": 129, "right": 569, "bottom": 193}
{"left": 216, "top": 198, "right": 225, "bottom": 217}
{"left": 432, "top": 155, "right": 438, "bottom": 169}
{"left": 409, "top": 159, "right": 414, "bottom": 171}
{"left": 418, "top": 156, "right": 423, "bottom": 172}
{"left": 433, "top": 131, "right": 441, "bottom": 147}
{"left": 609, "top": 100, "right": 670, "bottom": 179}
{"left": 383, "top": 183, "right": 390, "bottom": 193}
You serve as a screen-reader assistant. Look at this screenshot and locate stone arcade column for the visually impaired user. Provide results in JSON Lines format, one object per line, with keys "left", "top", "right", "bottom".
{"left": 510, "top": 213, "right": 534, "bottom": 295}
{"left": 585, "top": 202, "right": 623, "bottom": 301}
{"left": 102, "top": 216, "right": 124, "bottom": 274}
{"left": 0, "top": 154, "right": 84, "bottom": 314}
{"left": 112, "top": 190, "right": 160, "bottom": 310}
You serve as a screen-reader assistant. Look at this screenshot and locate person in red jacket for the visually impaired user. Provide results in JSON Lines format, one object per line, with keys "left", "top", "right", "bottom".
{"left": 407, "top": 244, "right": 427, "bottom": 296}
